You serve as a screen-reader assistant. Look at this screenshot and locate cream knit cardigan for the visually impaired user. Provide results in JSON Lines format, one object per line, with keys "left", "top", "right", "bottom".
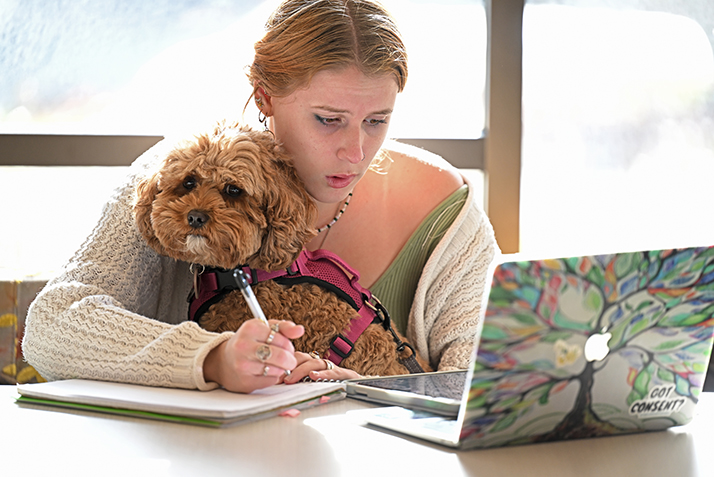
{"left": 23, "top": 139, "right": 498, "bottom": 390}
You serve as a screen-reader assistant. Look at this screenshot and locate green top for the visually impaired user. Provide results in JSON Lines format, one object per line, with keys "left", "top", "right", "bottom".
{"left": 370, "top": 185, "right": 469, "bottom": 335}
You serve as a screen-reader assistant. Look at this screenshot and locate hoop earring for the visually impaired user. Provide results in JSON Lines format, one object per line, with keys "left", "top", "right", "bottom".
{"left": 258, "top": 111, "right": 269, "bottom": 131}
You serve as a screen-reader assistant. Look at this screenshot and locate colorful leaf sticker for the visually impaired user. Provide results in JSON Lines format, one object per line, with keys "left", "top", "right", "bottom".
{"left": 490, "top": 412, "right": 518, "bottom": 433}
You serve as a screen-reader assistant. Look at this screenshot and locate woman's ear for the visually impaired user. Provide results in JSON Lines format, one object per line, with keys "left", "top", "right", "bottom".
{"left": 133, "top": 173, "right": 166, "bottom": 255}
{"left": 254, "top": 84, "right": 274, "bottom": 117}
{"left": 248, "top": 156, "right": 318, "bottom": 271}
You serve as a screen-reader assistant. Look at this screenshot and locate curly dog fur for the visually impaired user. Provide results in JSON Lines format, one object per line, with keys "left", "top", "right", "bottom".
{"left": 134, "top": 123, "right": 429, "bottom": 376}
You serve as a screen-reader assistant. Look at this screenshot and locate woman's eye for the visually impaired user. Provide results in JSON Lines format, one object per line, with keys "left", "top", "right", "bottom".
{"left": 224, "top": 184, "right": 242, "bottom": 197}
{"left": 315, "top": 114, "right": 340, "bottom": 126}
{"left": 366, "top": 118, "right": 388, "bottom": 126}
{"left": 182, "top": 176, "right": 197, "bottom": 190}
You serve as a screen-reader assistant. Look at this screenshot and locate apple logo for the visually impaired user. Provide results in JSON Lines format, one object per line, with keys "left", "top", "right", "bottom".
{"left": 584, "top": 331, "right": 612, "bottom": 362}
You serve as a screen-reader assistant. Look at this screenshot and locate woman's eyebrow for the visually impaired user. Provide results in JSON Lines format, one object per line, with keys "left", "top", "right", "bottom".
{"left": 314, "top": 105, "right": 394, "bottom": 115}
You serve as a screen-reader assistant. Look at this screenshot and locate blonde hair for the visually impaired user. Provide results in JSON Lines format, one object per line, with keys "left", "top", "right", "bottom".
{"left": 248, "top": 0, "right": 408, "bottom": 99}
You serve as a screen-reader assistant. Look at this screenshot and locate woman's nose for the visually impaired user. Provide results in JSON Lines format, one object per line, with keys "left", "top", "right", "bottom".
{"left": 337, "top": 128, "right": 364, "bottom": 164}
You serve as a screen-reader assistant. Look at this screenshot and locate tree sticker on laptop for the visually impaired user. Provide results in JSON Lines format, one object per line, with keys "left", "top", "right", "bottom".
{"left": 462, "top": 247, "right": 714, "bottom": 447}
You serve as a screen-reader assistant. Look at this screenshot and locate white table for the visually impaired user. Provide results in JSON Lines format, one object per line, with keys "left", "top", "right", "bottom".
{"left": 2, "top": 385, "right": 713, "bottom": 477}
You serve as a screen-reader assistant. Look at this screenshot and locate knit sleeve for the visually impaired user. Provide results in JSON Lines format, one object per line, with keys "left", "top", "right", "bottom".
{"left": 22, "top": 140, "right": 232, "bottom": 390}
{"left": 407, "top": 176, "right": 499, "bottom": 370}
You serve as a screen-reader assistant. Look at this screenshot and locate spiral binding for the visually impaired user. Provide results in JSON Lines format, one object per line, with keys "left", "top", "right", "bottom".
{"left": 299, "top": 376, "right": 344, "bottom": 383}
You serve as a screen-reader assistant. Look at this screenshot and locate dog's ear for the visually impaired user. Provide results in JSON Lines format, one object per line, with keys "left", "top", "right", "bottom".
{"left": 134, "top": 172, "right": 167, "bottom": 255}
{"left": 247, "top": 153, "right": 318, "bottom": 271}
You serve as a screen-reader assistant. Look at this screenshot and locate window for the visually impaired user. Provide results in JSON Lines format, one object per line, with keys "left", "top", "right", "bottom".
{"left": 1, "top": 166, "right": 129, "bottom": 278}
{"left": 1, "top": 0, "right": 486, "bottom": 139}
{"left": 0, "top": 1, "right": 487, "bottom": 276}
{"left": 521, "top": 0, "right": 714, "bottom": 255}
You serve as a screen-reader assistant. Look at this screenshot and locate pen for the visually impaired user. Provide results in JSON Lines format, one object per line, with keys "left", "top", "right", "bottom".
{"left": 233, "top": 268, "right": 269, "bottom": 326}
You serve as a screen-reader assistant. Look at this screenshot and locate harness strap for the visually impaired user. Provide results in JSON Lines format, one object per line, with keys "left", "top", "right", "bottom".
{"left": 187, "top": 249, "right": 393, "bottom": 367}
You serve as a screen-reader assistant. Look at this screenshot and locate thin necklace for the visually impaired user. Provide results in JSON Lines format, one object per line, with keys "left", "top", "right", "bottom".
{"left": 316, "top": 192, "right": 353, "bottom": 234}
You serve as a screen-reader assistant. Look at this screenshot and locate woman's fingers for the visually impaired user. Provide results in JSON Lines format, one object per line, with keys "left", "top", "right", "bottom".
{"left": 250, "top": 340, "right": 297, "bottom": 373}
{"left": 244, "top": 319, "right": 304, "bottom": 352}
{"left": 207, "top": 318, "right": 373, "bottom": 393}
{"left": 206, "top": 319, "right": 304, "bottom": 393}
{"left": 235, "top": 319, "right": 299, "bottom": 356}
{"left": 283, "top": 356, "right": 326, "bottom": 383}
{"left": 308, "top": 367, "right": 361, "bottom": 382}
{"left": 283, "top": 352, "right": 361, "bottom": 383}
{"left": 269, "top": 319, "right": 305, "bottom": 341}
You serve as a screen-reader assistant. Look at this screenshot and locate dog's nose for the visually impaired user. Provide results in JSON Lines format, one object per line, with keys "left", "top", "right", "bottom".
{"left": 187, "top": 209, "right": 210, "bottom": 229}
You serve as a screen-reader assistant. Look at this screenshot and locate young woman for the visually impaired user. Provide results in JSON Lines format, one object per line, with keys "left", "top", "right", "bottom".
{"left": 23, "top": 0, "right": 497, "bottom": 393}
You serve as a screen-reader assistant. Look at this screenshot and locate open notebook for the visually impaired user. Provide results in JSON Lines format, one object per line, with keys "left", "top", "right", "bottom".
{"left": 16, "top": 379, "right": 345, "bottom": 427}
{"left": 351, "top": 246, "right": 714, "bottom": 449}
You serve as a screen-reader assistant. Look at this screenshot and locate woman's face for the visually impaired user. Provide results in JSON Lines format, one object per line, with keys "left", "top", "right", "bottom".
{"left": 268, "top": 66, "right": 399, "bottom": 205}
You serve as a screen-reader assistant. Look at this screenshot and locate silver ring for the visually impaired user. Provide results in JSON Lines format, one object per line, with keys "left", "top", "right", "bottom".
{"left": 323, "top": 359, "right": 334, "bottom": 371}
{"left": 309, "top": 351, "right": 320, "bottom": 360}
{"left": 266, "top": 323, "right": 280, "bottom": 344}
{"left": 256, "top": 344, "right": 272, "bottom": 362}
{"left": 262, "top": 365, "right": 270, "bottom": 377}
{"left": 284, "top": 369, "right": 291, "bottom": 377}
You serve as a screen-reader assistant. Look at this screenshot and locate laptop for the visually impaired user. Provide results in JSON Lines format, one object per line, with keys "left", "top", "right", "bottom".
{"left": 347, "top": 246, "right": 714, "bottom": 449}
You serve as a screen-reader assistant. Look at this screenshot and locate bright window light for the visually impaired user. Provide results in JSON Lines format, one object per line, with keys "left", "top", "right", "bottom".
{"left": 521, "top": 2, "right": 714, "bottom": 256}
{"left": 0, "top": 0, "right": 486, "bottom": 139}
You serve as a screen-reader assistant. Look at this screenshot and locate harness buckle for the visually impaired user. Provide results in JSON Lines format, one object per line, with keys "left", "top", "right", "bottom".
{"left": 329, "top": 334, "right": 355, "bottom": 359}
{"left": 365, "top": 295, "right": 391, "bottom": 330}
{"left": 286, "top": 261, "right": 300, "bottom": 276}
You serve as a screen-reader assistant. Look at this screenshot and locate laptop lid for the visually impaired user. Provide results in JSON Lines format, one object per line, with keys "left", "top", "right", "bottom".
{"left": 358, "top": 246, "right": 714, "bottom": 449}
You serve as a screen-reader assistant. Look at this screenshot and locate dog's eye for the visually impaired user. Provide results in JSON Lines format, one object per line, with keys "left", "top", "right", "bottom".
{"left": 182, "top": 177, "right": 197, "bottom": 190}
{"left": 224, "top": 184, "right": 242, "bottom": 198}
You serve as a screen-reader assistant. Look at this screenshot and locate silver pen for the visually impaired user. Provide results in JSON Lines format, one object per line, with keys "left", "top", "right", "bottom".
{"left": 233, "top": 268, "right": 269, "bottom": 325}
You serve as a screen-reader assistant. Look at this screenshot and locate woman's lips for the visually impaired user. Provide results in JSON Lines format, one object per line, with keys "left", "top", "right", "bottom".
{"left": 326, "top": 174, "right": 356, "bottom": 189}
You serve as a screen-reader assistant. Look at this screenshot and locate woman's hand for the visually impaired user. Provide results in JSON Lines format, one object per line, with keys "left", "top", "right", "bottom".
{"left": 203, "top": 319, "right": 304, "bottom": 393}
{"left": 282, "top": 351, "right": 361, "bottom": 383}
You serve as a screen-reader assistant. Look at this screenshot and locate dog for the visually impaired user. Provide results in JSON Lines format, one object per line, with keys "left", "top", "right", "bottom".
{"left": 134, "top": 123, "right": 430, "bottom": 376}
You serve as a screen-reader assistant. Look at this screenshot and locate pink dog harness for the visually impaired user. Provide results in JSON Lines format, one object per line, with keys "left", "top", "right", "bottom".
{"left": 188, "top": 249, "right": 424, "bottom": 372}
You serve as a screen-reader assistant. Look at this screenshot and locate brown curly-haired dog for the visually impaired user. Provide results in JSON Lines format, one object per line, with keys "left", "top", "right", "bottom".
{"left": 134, "top": 123, "right": 429, "bottom": 376}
